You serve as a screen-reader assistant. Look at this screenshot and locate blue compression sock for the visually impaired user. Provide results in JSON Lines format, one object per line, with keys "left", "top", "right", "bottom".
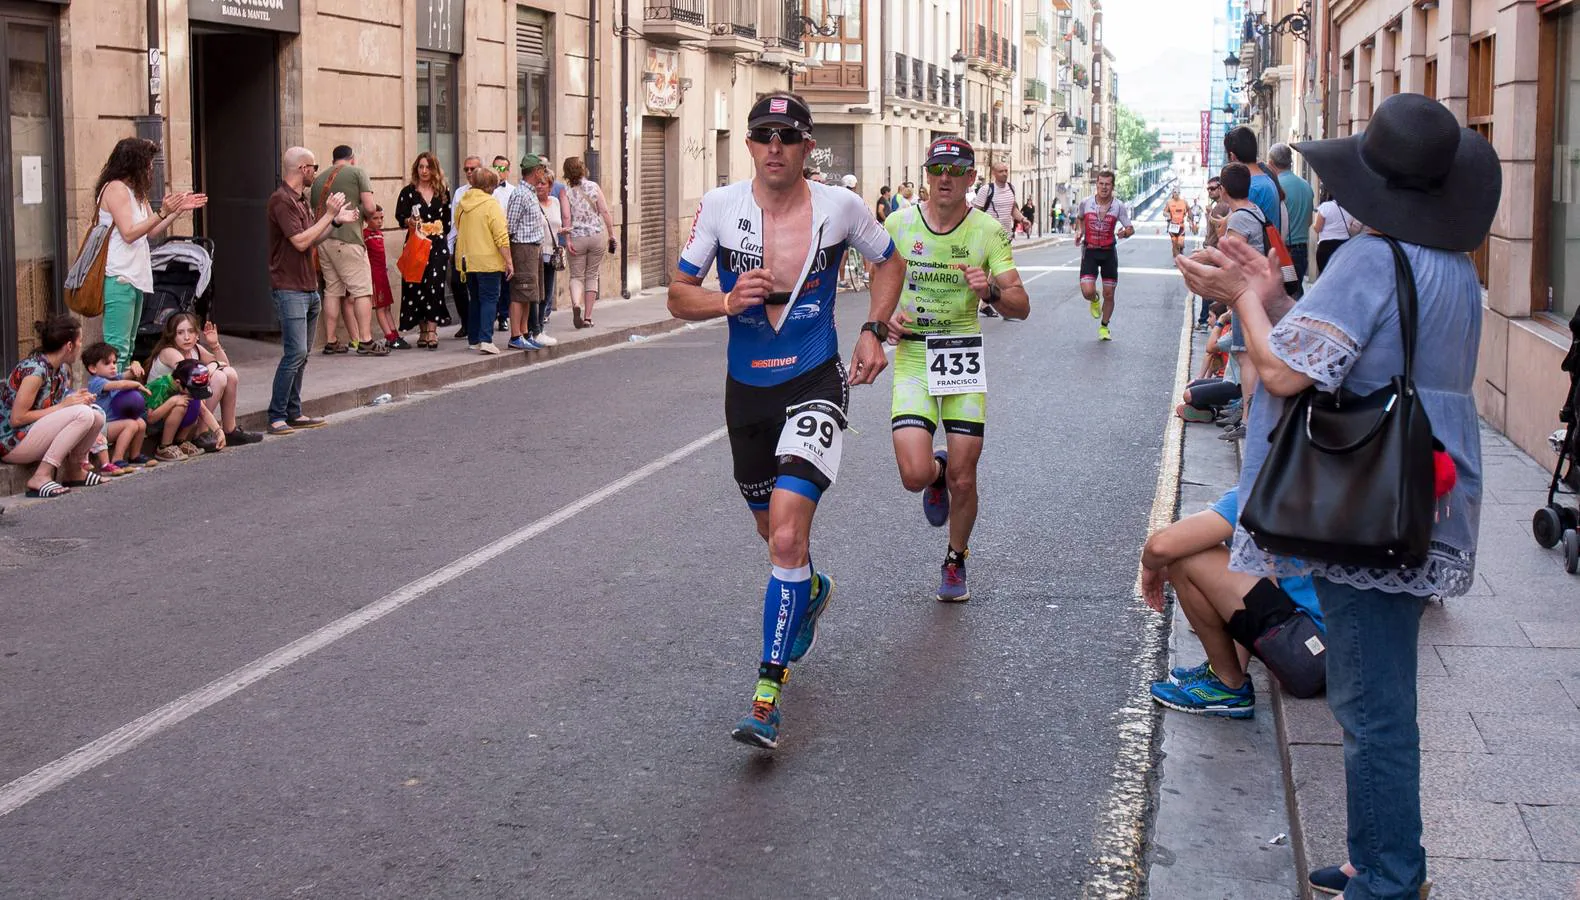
{"left": 762, "top": 564, "right": 813, "bottom": 667}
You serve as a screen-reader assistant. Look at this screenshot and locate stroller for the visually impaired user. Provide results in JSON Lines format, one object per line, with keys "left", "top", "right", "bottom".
{"left": 134, "top": 236, "right": 215, "bottom": 362}
{"left": 1532, "top": 306, "right": 1580, "bottom": 574}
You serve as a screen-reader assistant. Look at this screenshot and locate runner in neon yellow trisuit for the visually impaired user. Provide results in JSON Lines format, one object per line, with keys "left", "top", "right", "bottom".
{"left": 879, "top": 137, "right": 1030, "bottom": 602}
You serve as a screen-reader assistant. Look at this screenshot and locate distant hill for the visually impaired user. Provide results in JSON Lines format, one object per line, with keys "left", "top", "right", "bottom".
{"left": 1114, "top": 49, "right": 1214, "bottom": 121}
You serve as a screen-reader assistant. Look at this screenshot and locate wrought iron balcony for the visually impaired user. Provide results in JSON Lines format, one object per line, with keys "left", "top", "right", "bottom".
{"left": 1025, "top": 79, "right": 1049, "bottom": 104}
{"left": 646, "top": 0, "right": 709, "bottom": 43}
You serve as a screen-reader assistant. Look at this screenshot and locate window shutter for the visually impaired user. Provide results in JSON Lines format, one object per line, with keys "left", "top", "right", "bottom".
{"left": 516, "top": 12, "right": 547, "bottom": 69}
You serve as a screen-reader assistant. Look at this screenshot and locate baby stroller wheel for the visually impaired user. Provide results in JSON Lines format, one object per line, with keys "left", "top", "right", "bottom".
{"left": 1565, "top": 530, "right": 1580, "bottom": 575}
{"left": 1534, "top": 505, "right": 1566, "bottom": 549}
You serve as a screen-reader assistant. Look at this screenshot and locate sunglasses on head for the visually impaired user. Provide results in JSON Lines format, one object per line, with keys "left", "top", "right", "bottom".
{"left": 746, "top": 126, "right": 807, "bottom": 145}
{"left": 925, "top": 163, "right": 971, "bottom": 177}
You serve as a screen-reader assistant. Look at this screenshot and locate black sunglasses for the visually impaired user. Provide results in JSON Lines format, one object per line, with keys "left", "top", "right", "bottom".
{"left": 747, "top": 126, "right": 807, "bottom": 145}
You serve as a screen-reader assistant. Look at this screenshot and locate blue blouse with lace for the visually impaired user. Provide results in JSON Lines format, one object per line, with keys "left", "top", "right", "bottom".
{"left": 1234, "top": 235, "right": 1483, "bottom": 598}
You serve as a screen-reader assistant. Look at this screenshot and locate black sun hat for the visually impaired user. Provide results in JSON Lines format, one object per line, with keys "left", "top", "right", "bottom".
{"left": 1293, "top": 93, "right": 1501, "bottom": 253}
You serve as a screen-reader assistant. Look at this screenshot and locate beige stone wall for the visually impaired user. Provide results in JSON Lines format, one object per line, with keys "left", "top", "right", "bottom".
{"left": 1329, "top": 0, "right": 1569, "bottom": 470}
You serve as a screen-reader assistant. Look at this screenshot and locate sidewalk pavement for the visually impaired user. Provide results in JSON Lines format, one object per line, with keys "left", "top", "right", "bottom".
{"left": 1280, "top": 423, "right": 1580, "bottom": 899}
{"left": 1153, "top": 321, "right": 1580, "bottom": 898}
{"left": 0, "top": 289, "right": 684, "bottom": 499}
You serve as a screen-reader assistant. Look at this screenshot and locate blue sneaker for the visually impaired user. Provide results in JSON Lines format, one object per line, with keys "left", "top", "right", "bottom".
{"left": 1149, "top": 673, "right": 1254, "bottom": 718}
{"left": 937, "top": 557, "right": 970, "bottom": 603}
{"left": 1170, "top": 661, "right": 1213, "bottom": 684}
{"left": 788, "top": 573, "right": 833, "bottom": 663}
{"left": 731, "top": 699, "right": 781, "bottom": 749}
{"left": 923, "top": 450, "right": 950, "bottom": 527}
{"left": 507, "top": 336, "right": 533, "bottom": 350}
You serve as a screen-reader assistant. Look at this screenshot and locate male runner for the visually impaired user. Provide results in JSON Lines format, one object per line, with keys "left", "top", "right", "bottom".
{"left": 1164, "top": 188, "right": 1192, "bottom": 257}
{"left": 882, "top": 137, "right": 1030, "bottom": 601}
{"left": 1072, "top": 170, "right": 1134, "bottom": 342}
{"left": 667, "top": 93, "right": 903, "bottom": 750}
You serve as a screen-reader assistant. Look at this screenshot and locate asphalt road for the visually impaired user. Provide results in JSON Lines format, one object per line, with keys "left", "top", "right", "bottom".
{"left": 0, "top": 223, "right": 1189, "bottom": 898}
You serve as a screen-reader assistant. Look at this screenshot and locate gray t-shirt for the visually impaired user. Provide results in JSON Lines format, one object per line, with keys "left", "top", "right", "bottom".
{"left": 1226, "top": 206, "right": 1269, "bottom": 254}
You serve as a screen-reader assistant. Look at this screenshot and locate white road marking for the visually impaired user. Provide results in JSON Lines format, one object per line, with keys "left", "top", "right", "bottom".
{"left": 0, "top": 425, "right": 731, "bottom": 819}
{"left": 1019, "top": 265, "right": 1182, "bottom": 276}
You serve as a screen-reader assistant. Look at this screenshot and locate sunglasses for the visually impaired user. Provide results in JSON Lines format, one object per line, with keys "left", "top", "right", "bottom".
{"left": 301, "top": 163, "right": 319, "bottom": 171}
{"left": 746, "top": 126, "right": 807, "bottom": 145}
{"left": 464, "top": 165, "right": 479, "bottom": 173}
{"left": 494, "top": 164, "right": 510, "bottom": 172}
{"left": 925, "top": 163, "right": 971, "bottom": 178}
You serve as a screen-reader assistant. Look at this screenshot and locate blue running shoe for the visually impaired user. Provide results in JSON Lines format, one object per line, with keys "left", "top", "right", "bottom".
{"left": 507, "top": 336, "right": 533, "bottom": 350}
{"left": 731, "top": 699, "right": 781, "bottom": 749}
{"left": 937, "top": 558, "right": 970, "bottom": 603}
{"left": 789, "top": 573, "right": 833, "bottom": 663}
{"left": 1149, "top": 674, "right": 1254, "bottom": 718}
{"left": 923, "top": 450, "right": 950, "bottom": 527}
{"left": 1170, "top": 661, "right": 1213, "bottom": 684}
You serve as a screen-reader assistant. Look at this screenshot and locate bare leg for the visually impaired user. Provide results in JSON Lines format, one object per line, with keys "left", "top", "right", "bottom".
{"left": 108, "top": 418, "right": 138, "bottom": 461}
{"left": 353, "top": 295, "right": 374, "bottom": 344}
{"left": 376, "top": 305, "right": 399, "bottom": 339}
{"left": 1236, "top": 352, "right": 1259, "bottom": 421}
{"left": 208, "top": 366, "right": 239, "bottom": 432}
{"left": 943, "top": 432, "right": 984, "bottom": 553}
{"left": 322, "top": 291, "right": 344, "bottom": 347}
{"left": 1101, "top": 282, "right": 1117, "bottom": 326}
{"left": 893, "top": 426, "right": 941, "bottom": 493}
{"left": 584, "top": 290, "right": 598, "bottom": 322}
{"left": 1170, "top": 547, "right": 1259, "bottom": 688}
{"left": 510, "top": 301, "right": 529, "bottom": 339}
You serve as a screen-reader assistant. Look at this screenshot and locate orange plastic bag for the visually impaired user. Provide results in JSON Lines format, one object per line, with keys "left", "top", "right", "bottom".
{"left": 396, "top": 225, "right": 431, "bottom": 284}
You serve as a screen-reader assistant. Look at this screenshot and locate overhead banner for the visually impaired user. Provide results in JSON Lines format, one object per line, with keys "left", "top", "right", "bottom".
{"left": 188, "top": 0, "right": 301, "bottom": 33}
{"left": 1200, "top": 109, "right": 1210, "bottom": 168}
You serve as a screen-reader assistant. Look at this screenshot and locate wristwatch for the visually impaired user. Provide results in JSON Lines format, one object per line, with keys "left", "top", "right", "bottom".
{"left": 984, "top": 284, "right": 1003, "bottom": 305}
{"left": 860, "top": 321, "right": 889, "bottom": 342}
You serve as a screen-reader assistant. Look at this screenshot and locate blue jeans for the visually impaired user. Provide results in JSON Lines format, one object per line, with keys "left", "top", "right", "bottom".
{"left": 1290, "top": 242, "right": 1310, "bottom": 283}
{"left": 1317, "top": 577, "right": 1427, "bottom": 900}
{"left": 464, "top": 272, "right": 503, "bottom": 345}
{"left": 269, "top": 289, "right": 321, "bottom": 423}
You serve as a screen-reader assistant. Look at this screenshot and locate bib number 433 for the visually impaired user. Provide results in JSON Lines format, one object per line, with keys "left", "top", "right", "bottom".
{"left": 774, "top": 399, "right": 847, "bottom": 483}
{"left": 926, "top": 334, "right": 987, "bottom": 396}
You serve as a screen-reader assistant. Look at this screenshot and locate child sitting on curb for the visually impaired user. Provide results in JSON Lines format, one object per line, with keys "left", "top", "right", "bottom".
{"left": 144, "top": 359, "right": 222, "bottom": 461}
{"left": 83, "top": 342, "right": 152, "bottom": 474}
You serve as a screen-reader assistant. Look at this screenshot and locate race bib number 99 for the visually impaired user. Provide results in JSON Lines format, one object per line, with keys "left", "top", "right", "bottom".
{"left": 775, "top": 399, "right": 846, "bottom": 483}
{"left": 926, "top": 334, "right": 987, "bottom": 396}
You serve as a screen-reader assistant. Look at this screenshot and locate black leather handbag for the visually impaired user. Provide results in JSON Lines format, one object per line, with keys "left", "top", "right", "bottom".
{"left": 1241, "top": 237, "right": 1437, "bottom": 569}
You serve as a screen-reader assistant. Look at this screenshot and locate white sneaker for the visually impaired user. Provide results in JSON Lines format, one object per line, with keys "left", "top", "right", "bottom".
{"left": 535, "top": 333, "right": 559, "bottom": 346}
{"left": 478, "top": 342, "right": 501, "bottom": 355}
{"left": 468, "top": 343, "right": 481, "bottom": 350}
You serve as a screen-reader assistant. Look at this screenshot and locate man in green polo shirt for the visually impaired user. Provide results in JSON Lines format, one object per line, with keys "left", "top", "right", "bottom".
{"left": 309, "top": 144, "right": 383, "bottom": 355}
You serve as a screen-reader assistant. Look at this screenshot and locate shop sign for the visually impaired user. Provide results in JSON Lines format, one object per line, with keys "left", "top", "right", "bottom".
{"left": 189, "top": 0, "right": 301, "bottom": 33}
{"left": 418, "top": 0, "right": 465, "bottom": 53}
{"left": 644, "top": 48, "right": 681, "bottom": 114}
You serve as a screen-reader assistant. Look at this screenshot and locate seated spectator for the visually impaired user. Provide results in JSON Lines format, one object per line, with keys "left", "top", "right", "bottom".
{"left": 144, "top": 359, "right": 221, "bottom": 460}
{"left": 1141, "top": 486, "right": 1328, "bottom": 718}
{"left": 82, "top": 341, "right": 151, "bottom": 474}
{"left": 0, "top": 315, "right": 106, "bottom": 497}
{"left": 147, "top": 312, "right": 259, "bottom": 446}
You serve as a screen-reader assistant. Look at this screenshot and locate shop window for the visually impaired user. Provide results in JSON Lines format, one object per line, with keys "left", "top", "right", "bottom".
{"left": 1468, "top": 34, "right": 1494, "bottom": 286}
{"left": 417, "top": 55, "right": 459, "bottom": 186}
{"left": 1548, "top": 7, "right": 1579, "bottom": 320}
{"left": 516, "top": 10, "right": 550, "bottom": 160}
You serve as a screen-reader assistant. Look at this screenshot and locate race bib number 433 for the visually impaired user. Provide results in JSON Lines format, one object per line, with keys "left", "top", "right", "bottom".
{"left": 775, "top": 399, "right": 846, "bottom": 483}
{"left": 926, "top": 334, "right": 987, "bottom": 396}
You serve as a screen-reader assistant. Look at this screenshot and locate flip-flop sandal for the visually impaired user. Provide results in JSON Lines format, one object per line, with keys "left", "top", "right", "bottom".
{"left": 60, "top": 471, "right": 105, "bottom": 488}
{"left": 25, "top": 481, "right": 70, "bottom": 498}
{"left": 267, "top": 422, "right": 297, "bottom": 436}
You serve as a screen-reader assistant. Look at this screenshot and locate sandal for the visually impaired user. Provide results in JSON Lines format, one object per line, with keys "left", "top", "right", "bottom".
{"left": 60, "top": 471, "right": 105, "bottom": 488}
{"left": 322, "top": 341, "right": 350, "bottom": 355}
{"left": 25, "top": 480, "right": 69, "bottom": 499}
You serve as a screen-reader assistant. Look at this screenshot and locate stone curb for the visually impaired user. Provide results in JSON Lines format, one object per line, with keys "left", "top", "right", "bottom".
{"left": 0, "top": 316, "right": 689, "bottom": 501}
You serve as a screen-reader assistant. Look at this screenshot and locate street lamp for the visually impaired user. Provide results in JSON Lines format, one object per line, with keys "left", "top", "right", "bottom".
{"left": 1222, "top": 52, "right": 1240, "bottom": 89}
{"left": 1248, "top": 1, "right": 1313, "bottom": 44}
{"left": 789, "top": 0, "right": 843, "bottom": 36}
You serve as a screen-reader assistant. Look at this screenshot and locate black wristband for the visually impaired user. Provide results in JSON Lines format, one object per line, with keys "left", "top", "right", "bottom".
{"left": 985, "top": 284, "right": 1003, "bottom": 305}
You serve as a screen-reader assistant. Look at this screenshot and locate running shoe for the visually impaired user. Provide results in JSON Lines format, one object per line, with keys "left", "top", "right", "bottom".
{"left": 1170, "top": 661, "right": 1213, "bottom": 684}
{"left": 923, "top": 449, "right": 950, "bottom": 527}
{"left": 980, "top": 304, "right": 1000, "bottom": 318}
{"left": 1098, "top": 325, "right": 1112, "bottom": 341}
{"left": 937, "top": 559, "right": 970, "bottom": 603}
{"left": 789, "top": 573, "right": 833, "bottom": 663}
{"left": 1089, "top": 297, "right": 1101, "bottom": 319}
{"left": 507, "top": 336, "right": 533, "bottom": 350}
{"left": 1149, "top": 674, "right": 1254, "bottom": 718}
{"left": 731, "top": 698, "right": 781, "bottom": 749}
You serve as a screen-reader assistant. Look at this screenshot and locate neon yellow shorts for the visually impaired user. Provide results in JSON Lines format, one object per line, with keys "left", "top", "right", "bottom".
{"left": 890, "top": 342, "right": 986, "bottom": 437}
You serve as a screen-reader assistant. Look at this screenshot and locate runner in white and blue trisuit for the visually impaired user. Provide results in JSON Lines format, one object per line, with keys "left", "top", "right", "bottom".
{"left": 666, "top": 93, "right": 904, "bottom": 750}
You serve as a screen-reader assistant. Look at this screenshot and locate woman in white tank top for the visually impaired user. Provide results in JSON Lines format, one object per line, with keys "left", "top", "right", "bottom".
{"left": 93, "top": 138, "right": 206, "bottom": 361}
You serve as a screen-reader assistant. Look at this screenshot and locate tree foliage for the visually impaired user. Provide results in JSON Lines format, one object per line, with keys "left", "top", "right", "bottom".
{"left": 1115, "top": 103, "right": 1165, "bottom": 197}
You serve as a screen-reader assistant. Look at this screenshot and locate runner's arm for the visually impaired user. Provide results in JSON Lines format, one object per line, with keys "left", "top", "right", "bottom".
{"left": 982, "top": 227, "right": 1029, "bottom": 318}
{"left": 846, "top": 196, "right": 902, "bottom": 385}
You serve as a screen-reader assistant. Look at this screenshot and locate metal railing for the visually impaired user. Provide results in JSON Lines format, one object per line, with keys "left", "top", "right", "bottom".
{"left": 1025, "top": 78, "right": 1048, "bottom": 104}
{"left": 1024, "top": 11, "right": 1052, "bottom": 43}
{"left": 645, "top": 0, "right": 706, "bottom": 26}
{"left": 710, "top": 0, "right": 756, "bottom": 36}
{"left": 759, "top": 0, "right": 800, "bottom": 50}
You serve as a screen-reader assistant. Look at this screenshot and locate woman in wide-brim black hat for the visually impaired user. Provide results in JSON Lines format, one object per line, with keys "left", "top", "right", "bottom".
{"left": 1176, "top": 92, "right": 1500, "bottom": 900}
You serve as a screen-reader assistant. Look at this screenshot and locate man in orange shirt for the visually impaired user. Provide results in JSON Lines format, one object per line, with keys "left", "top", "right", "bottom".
{"left": 1164, "top": 187, "right": 1193, "bottom": 257}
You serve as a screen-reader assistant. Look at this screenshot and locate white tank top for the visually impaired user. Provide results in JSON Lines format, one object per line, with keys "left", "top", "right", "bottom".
{"left": 100, "top": 181, "right": 154, "bottom": 293}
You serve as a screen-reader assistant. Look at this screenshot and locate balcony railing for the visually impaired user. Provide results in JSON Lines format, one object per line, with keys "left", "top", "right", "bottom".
{"left": 758, "top": 0, "right": 800, "bottom": 51}
{"left": 710, "top": 0, "right": 756, "bottom": 36}
{"left": 912, "top": 57, "right": 925, "bottom": 100}
{"left": 889, "top": 52, "right": 909, "bottom": 98}
{"left": 1052, "top": 87, "right": 1069, "bottom": 110}
{"left": 645, "top": 0, "right": 706, "bottom": 26}
{"left": 1024, "top": 11, "right": 1052, "bottom": 44}
{"left": 1074, "top": 116, "right": 1088, "bottom": 135}
{"left": 927, "top": 62, "right": 940, "bottom": 104}
{"left": 1025, "top": 79, "right": 1048, "bottom": 104}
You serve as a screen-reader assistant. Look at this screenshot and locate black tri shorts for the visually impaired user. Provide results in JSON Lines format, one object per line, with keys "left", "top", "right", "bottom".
{"left": 724, "top": 357, "right": 849, "bottom": 511}
{"left": 1080, "top": 246, "right": 1120, "bottom": 284}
